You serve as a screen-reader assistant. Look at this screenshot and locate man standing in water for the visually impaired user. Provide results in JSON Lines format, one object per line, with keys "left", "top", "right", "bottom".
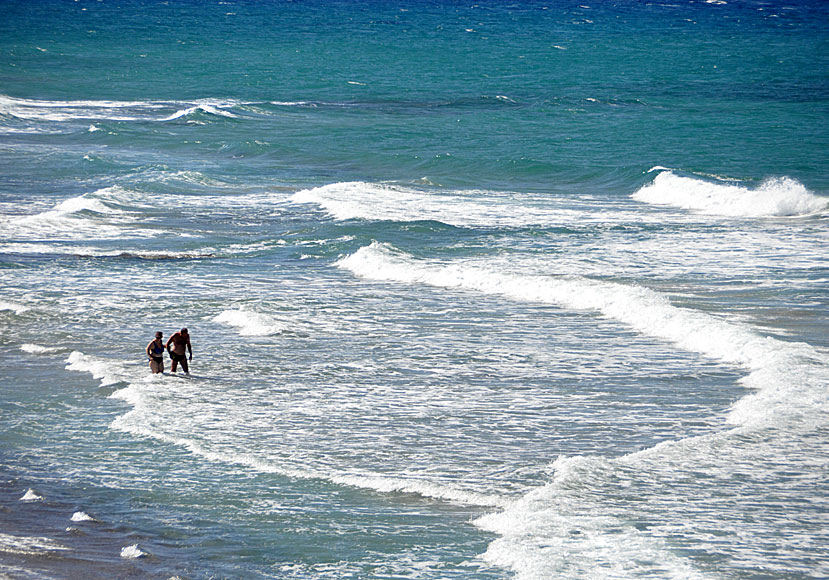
{"left": 166, "top": 328, "right": 192, "bottom": 374}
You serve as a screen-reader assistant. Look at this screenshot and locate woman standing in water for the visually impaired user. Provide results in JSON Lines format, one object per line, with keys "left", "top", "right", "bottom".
{"left": 146, "top": 331, "right": 165, "bottom": 374}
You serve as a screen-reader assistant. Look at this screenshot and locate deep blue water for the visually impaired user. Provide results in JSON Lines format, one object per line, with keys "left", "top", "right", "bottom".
{"left": 1, "top": 1, "right": 828, "bottom": 578}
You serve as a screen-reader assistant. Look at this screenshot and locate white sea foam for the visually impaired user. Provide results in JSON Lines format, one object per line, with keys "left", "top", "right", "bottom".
{"left": 633, "top": 170, "right": 828, "bottom": 217}
{"left": 337, "top": 242, "right": 825, "bottom": 426}
{"left": 213, "top": 309, "right": 288, "bottom": 336}
{"left": 109, "top": 382, "right": 505, "bottom": 507}
{"left": 0, "top": 301, "right": 29, "bottom": 314}
{"left": 475, "top": 456, "right": 715, "bottom": 580}
{"left": 65, "top": 351, "right": 135, "bottom": 387}
{"left": 291, "top": 181, "right": 607, "bottom": 228}
{"left": 19, "top": 489, "right": 44, "bottom": 502}
{"left": 0, "top": 533, "right": 69, "bottom": 556}
{"left": 337, "top": 242, "right": 828, "bottom": 578}
{"left": 120, "top": 544, "right": 148, "bottom": 559}
{"left": 0, "top": 94, "right": 156, "bottom": 122}
{"left": 159, "top": 102, "right": 239, "bottom": 121}
{"left": 271, "top": 100, "right": 317, "bottom": 107}
{"left": 4, "top": 187, "right": 160, "bottom": 241}
{"left": 21, "top": 343, "right": 61, "bottom": 354}
{"left": 0, "top": 94, "right": 239, "bottom": 124}
{"left": 70, "top": 511, "right": 96, "bottom": 522}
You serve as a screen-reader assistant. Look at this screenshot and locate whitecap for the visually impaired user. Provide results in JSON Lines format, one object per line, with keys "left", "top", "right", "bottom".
{"left": 633, "top": 171, "right": 828, "bottom": 217}
{"left": 65, "top": 351, "right": 135, "bottom": 387}
{"left": 0, "top": 533, "right": 69, "bottom": 556}
{"left": 290, "top": 181, "right": 599, "bottom": 228}
{"left": 19, "top": 489, "right": 43, "bottom": 502}
{"left": 158, "top": 102, "right": 238, "bottom": 121}
{"left": 70, "top": 511, "right": 96, "bottom": 522}
{"left": 21, "top": 343, "right": 61, "bottom": 354}
{"left": 3, "top": 187, "right": 160, "bottom": 241}
{"left": 0, "top": 94, "right": 153, "bottom": 122}
{"left": 120, "top": 544, "right": 148, "bottom": 559}
{"left": 213, "top": 309, "right": 287, "bottom": 336}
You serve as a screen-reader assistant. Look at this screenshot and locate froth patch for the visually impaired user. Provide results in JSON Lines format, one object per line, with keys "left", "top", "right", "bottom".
{"left": 66, "top": 351, "right": 135, "bottom": 387}
{"left": 0, "top": 94, "right": 240, "bottom": 124}
{"left": 291, "top": 181, "right": 587, "bottom": 228}
{"left": 213, "top": 309, "right": 287, "bottom": 336}
{"left": 0, "top": 533, "right": 69, "bottom": 556}
{"left": 108, "top": 388, "right": 505, "bottom": 508}
{"left": 21, "top": 343, "right": 61, "bottom": 354}
{"left": 159, "top": 102, "right": 239, "bottom": 122}
{"left": 633, "top": 171, "right": 827, "bottom": 217}
{"left": 339, "top": 243, "right": 828, "bottom": 578}
{"left": 120, "top": 544, "right": 148, "bottom": 559}
{"left": 473, "top": 453, "right": 721, "bottom": 580}
{"left": 0, "top": 301, "right": 29, "bottom": 315}
{"left": 19, "top": 488, "right": 44, "bottom": 502}
{"left": 70, "top": 511, "right": 97, "bottom": 523}
{"left": 5, "top": 187, "right": 160, "bottom": 241}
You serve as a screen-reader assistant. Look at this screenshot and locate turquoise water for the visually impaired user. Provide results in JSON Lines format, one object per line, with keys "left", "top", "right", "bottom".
{"left": 1, "top": 1, "right": 828, "bottom": 578}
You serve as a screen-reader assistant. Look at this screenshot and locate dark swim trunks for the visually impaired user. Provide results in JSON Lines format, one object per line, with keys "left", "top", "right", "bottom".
{"left": 170, "top": 352, "right": 187, "bottom": 363}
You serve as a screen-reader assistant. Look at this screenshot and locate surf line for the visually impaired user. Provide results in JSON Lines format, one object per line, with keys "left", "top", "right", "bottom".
{"left": 337, "top": 242, "right": 823, "bottom": 405}
{"left": 107, "top": 382, "right": 506, "bottom": 508}
{"left": 337, "top": 242, "right": 828, "bottom": 577}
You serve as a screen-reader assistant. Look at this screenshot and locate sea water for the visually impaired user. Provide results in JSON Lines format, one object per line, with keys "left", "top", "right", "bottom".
{"left": 1, "top": 1, "right": 827, "bottom": 578}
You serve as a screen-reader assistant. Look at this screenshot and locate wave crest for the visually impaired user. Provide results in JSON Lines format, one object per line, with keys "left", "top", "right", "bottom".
{"left": 633, "top": 171, "right": 827, "bottom": 217}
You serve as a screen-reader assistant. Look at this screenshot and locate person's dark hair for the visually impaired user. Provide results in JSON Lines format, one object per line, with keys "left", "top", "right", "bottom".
{"left": 181, "top": 328, "right": 188, "bottom": 334}
{"left": 155, "top": 331, "right": 163, "bottom": 338}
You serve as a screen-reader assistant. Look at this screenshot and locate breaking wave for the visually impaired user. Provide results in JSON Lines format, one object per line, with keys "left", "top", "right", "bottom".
{"left": 0, "top": 94, "right": 239, "bottom": 124}
{"left": 634, "top": 170, "right": 828, "bottom": 217}
{"left": 290, "top": 181, "right": 612, "bottom": 228}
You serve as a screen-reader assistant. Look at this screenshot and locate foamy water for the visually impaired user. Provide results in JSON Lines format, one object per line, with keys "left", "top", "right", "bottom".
{"left": 2, "top": 2, "right": 827, "bottom": 578}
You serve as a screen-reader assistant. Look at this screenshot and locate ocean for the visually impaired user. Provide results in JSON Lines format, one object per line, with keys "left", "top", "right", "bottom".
{"left": 1, "top": 0, "right": 827, "bottom": 578}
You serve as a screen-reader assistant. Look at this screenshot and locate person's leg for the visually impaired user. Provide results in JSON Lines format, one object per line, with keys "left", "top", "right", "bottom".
{"left": 170, "top": 356, "right": 178, "bottom": 373}
{"left": 180, "top": 357, "right": 189, "bottom": 374}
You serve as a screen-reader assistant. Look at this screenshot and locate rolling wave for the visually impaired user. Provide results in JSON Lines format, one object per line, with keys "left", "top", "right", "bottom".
{"left": 2, "top": 187, "right": 161, "bottom": 241}
{"left": 0, "top": 94, "right": 239, "bottom": 124}
{"left": 634, "top": 170, "right": 828, "bottom": 217}
{"left": 291, "top": 181, "right": 642, "bottom": 228}
{"left": 158, "top": 103, "right": 239, "bottom": 122}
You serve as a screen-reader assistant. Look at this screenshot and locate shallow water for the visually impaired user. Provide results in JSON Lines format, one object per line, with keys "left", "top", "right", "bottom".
{"left": 1, "top": 1, "right": 828, "bottom": 578}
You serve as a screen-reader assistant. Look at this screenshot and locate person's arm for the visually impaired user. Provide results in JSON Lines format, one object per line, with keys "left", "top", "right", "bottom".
{"left": 165, "top": 337, "right": 173, "bottom": 352}
{"left": 187, "top": 337, "right": 192, "bottom": 360}
{"left": 146, "top": 341, "right": 154, "bottom": 357}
